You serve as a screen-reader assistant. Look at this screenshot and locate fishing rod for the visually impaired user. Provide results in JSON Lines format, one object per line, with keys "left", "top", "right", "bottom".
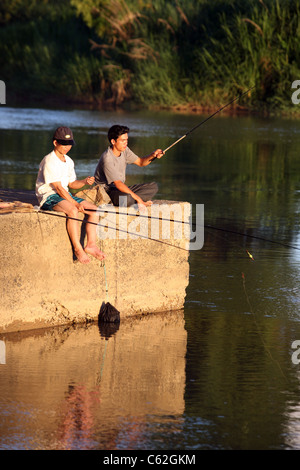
{"left": 83, "top": 208, "right": 300, "bottom": 251}
{"left": 39, "top": 206, "right": 300, "bottom": 254}
{"left": 204, "top": 224, "right": 300, "bottom": 251}
{"left": 150, "top": 85, "right": 255, "bottom": 160}
{"left": 37, "top": 210, "right": 190, "bottom": 252}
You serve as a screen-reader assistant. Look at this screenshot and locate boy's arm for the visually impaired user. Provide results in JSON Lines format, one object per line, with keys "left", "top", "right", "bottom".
{"left": 50, "top": 177, "right": 95, "bottom": 208}
{"left": 68, "top": 176, "right": 95, "bottom": 190}
{"left": 113, "top": 180, "right": 142, "bottom": 203}
{"left": 113, "top": 180, "right": 152, "bottom": 207}
{"left": 50, "top": 181, "right": 80, "bottom": 205}
{"left": 133, "top": 149, "right": 164, "bottom": 167}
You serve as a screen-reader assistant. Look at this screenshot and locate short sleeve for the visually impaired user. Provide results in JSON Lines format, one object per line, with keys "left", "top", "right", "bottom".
{"left": 125, "top": 147, "right": 138, "bottom": 164}
{"left": 43, "top": 154, "right": 61, "bottom": 184}
{"left": 67, "top": 157, "right": 77, "bottom": 183}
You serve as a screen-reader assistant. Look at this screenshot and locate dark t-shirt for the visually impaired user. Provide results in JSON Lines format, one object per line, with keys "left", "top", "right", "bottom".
{"left": 94, "top": 147, "right": 138, "bottom": 186}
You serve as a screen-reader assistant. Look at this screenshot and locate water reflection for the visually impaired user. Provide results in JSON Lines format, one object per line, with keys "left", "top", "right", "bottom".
{"left": 183, "top": 305, "right": 300, "bottom": 450}
{"left": 0, "top": 311, "right": 187, "bottom": 450}
{"left": 2, "top": 305, "right": 300, "bottom": 449}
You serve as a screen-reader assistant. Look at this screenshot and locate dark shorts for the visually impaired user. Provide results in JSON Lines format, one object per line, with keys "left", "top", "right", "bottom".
{"left": 40, "top": 193, "right": 84, "bottom": 211}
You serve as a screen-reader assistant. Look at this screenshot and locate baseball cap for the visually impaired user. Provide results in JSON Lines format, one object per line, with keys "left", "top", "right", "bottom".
{"left": 53, "top": 126, "right": 76, "bottom": 145}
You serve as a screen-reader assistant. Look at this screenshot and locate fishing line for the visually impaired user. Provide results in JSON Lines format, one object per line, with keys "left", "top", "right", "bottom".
{"left": 84, "top": 207, "right": 300, "bottom": 251}
{"left": 204, "top": 224, "right": 300, "bottom": 251}
{"left": 37, "top": 209, "right": 190, "bottom": 252}
{"left": 103, "top": 263, "right": 109, "bottom": 302}
{"left": 241, "top": 271, "right": 287, "bottom": 381}
{"left": 37, "top": 206, "right": 299, "bottom": 254}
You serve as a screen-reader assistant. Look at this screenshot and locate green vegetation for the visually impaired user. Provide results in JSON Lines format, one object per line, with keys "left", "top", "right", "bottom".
{"left": 0, "top": 0, "right": 300, "bottom": 113}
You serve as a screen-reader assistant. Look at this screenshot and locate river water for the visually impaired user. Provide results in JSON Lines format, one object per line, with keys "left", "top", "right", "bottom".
{"left": 1, "top": 105, "right": 300, "bottom": 450}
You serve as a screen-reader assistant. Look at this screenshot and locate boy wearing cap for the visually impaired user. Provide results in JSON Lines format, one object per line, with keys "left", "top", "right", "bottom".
{"left": 36, "top": 126, "right": 105, "bottom": 264}
{"left": 94, "top": 125, "right": 164, "bottom": 208}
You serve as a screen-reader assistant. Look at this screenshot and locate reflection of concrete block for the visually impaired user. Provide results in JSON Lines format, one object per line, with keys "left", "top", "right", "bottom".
{"left": 0, "top": 341, "right": 5, "bottom": 364}
{"left": 0, "top": 310, "right": 187, "bottom": 436}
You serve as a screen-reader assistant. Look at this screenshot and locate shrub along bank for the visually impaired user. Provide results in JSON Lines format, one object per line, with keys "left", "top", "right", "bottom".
{"left": 0, "top": 0, "right": 299, "bottom": 114}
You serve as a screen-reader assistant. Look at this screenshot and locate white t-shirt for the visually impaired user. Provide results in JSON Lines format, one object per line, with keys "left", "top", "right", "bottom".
{"left": 35, "top": 150, "right": 77, "bottom": 206}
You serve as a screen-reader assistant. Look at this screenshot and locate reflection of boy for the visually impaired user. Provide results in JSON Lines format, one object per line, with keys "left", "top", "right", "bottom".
{"left": 94, "top": 125, "right": 164, "bottom": 208}
{"left": 36, "top": 126, "right": 105, "bottom": 264}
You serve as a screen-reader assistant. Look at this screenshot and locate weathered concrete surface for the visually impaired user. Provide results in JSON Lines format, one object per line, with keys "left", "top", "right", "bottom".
{"left": 0, "top": 200, "right": 190, "bottom": 333}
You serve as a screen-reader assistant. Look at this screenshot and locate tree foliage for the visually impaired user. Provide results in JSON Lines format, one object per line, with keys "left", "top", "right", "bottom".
{"left": 0, "top": 0, "right": 299, "bottom": 112}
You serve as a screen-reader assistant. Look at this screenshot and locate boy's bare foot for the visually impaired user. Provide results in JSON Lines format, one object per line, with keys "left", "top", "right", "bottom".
{"left": 74, "top": 247, "right": 91, "bottom": 264}
{"left": 84, "top": 245, "right": 106, "bottom": 261}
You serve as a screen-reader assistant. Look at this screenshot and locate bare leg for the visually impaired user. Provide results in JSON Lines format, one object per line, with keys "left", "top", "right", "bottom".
{"left": 81, "top": 201, "right": 105, "bottom": 261}
{"left": 53, "top": 200, "right": 90, "bottom": 264}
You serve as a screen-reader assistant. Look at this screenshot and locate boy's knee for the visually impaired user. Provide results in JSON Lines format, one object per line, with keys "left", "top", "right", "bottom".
{"left": 68, "top": 207, "right": 79, "bottom": 218}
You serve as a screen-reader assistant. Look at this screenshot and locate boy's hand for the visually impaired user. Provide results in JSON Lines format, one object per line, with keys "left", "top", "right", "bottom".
{"left": 76, "top": 202, "right": 86, "bottom": 213}
{"left": 153, "top": 149, "right": 164, "bottom": 159}
{"left": 85, "top": 176, "right": 95, "bottom": 186}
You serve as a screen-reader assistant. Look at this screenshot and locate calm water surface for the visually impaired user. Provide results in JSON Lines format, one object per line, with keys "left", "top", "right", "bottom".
{"left": 1, "top": 106, "right": 300, "bottom": 450}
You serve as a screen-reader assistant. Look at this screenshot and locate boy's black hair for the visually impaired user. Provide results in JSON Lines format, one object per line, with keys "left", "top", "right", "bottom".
{"left": 108, "top": 125, "right": 129, "bottom": 145}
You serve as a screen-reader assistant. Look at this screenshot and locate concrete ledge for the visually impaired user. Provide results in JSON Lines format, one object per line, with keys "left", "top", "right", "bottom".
{"left": 0, "top": 200, "right": 190, "bottom": 332}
